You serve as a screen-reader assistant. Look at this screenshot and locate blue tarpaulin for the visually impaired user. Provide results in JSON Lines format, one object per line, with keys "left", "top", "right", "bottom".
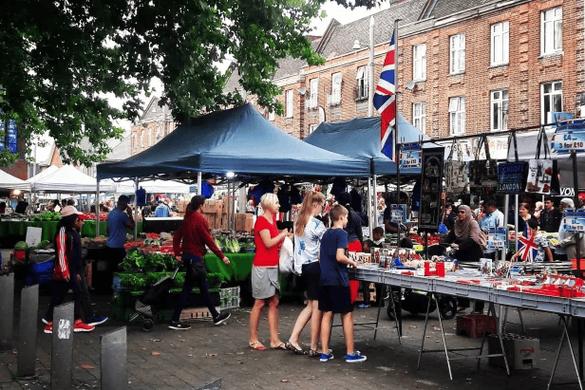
{"left": 304, "top": 115, "right": 430, "bottom": 175}
{"left": 97, "top": 104, "right": 370, "bottom": 180}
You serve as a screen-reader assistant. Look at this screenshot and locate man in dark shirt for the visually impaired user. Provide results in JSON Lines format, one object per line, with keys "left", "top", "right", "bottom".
{"left": 540, "top": 197, "right": 562, "bottom": 232}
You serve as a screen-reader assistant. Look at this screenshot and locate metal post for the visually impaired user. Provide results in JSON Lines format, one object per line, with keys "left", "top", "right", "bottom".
{"left": 393, "top": 20, "right": 401, "bottom": 248}
{"left": 367, "top": 177, "right": 374, "bottom": 238}
{"left": 503, "top": 194, "right": 509, "bottom": 262}
{"left": 0, "top": 273, "right": 14, "bottom": 349}
{"left": 134, "top": 177, "right": 139, "bottom": 239}
{"left": 373, "top": 174, "right": 378, "bottom": 228}
{"left": 197, "top": 172, "right": 203, "bottom": 196}
{"left": 17, "top": 284, "right": 39, "bottom": 378}
{"left": 101, "top": 327, "right": 127, "bottom": 390}
{"left": 514, "top": 194, "right": 519, "bottom": 248}
{"left": 96, "top": 180, "right": 100, "bottom": 237}
{"left": 368, "top": 16, "right": 375, "bottom": 117}
{"left": 51, "top": 302, "right": 74, "bottom": 390}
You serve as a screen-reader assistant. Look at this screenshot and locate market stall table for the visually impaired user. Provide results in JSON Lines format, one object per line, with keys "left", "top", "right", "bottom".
{"left": 0, "top": 220, "right": 143, "bottom": 241}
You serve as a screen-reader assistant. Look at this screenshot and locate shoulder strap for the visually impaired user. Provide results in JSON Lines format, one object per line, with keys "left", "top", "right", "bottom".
{"left": 483, "top": 135, "right": 491, "bottom": 161}
{"left": 507, "top": 133, "right": 519, "bottom": 162}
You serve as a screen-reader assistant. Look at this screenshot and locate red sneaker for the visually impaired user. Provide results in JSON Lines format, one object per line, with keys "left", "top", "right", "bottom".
{"left": 43, "top": 322, "right": 53, "bottom": 334}
{"left": 74, "top": 319, "right": 95, "bottom": 333}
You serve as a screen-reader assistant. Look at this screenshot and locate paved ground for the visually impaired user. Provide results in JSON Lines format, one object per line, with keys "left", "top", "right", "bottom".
{"left": 0, "top": 294, "right": 583, "bottom": 389}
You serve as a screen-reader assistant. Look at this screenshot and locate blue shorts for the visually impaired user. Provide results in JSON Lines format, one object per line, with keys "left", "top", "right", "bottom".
{"left": 318, "top": 285, "right": 352, "bottom": 314}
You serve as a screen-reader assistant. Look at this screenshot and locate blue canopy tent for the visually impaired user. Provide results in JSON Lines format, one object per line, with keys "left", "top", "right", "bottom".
{"left": 97, "top": 103, "right": 370, "bottom": 181}
{"left": 304, "top": 114, "right": 432, "bottom": 176}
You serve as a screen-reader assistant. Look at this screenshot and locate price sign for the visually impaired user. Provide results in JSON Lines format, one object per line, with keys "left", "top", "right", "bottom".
{"left": 562, "top": 209, "right": 585, "bottom": 233}
{"left": 552, "top": 120, "right": 585, "bottom": 155}
{"left": 399, "top": 143, "right": 421, "bottom": 170}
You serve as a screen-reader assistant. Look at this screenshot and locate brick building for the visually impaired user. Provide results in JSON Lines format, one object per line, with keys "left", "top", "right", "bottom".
{"left": 226, "top": 0, "right": 585, "bottom": 140}
{"left": 130, "top": 97, "right": 175, "bottom": 156}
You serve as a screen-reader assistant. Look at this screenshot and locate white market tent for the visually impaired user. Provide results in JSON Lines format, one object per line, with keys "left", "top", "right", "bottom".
{"left": 28, "top": 165, "right": 115, "bottom": 193}
{"left": 0, "top": 170, "right": 31, "bottom": 191}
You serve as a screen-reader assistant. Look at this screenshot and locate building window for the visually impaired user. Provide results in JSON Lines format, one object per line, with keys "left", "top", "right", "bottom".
{"left": 490, "top": 21, "right": 509, "bottom": 66}
{"left": 449, "top": 97, "right": 466, "bottom": 135}
{"left": 268, "top": 110, "right": 275, "bottom": 121}
{"left": 309, "top": 78, "right": 319, "bottom": 109}
{"left": 329, "top": 72, "right": 343, "bottom": 106}
{"left": 541, "top": 81, "right": 563, "bottom": 125}
{"left": 449, "top": 34, "right": 465, "bottom": 74}
{"left": 285, "top": 90, "right": 294, "bottom": 118}
{"left": 412, "top": 44, "right": 427, "bottom": 81}
{"left": 490, "top": 90, "right": 509, "bottom": 132}
{"left": 356, "top": 66, "right": 369, "bottom": 100}
{"left": 412, "top": 103, "right": 426, "bottom": 134}
{"left": 541, "top": 7, "right": 562, "bottom": 56}
{"left": 308, "top": 124, "right": 318, "bottom": 135}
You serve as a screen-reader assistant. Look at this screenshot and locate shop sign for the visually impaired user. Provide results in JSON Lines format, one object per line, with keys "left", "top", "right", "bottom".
{"left": 486, "top": 227, "right": 508, "bottom": 251}
{"left": 389, "top": 204, "right": 408, "bottom": 223}
{"left": 399, "top": 143, "right": 421, "bottom": 169}
{"left": 562, "top": 209, "right": 585, "bottom": 233}
{"left": 0, "top": 119, "right": 4, "bottom": 151}
{"left": 6, "top": 120, "right": 17, "bottom": 153}
{"left": 551, "top": 120, "right": 585, "bottom": 155}
{"left": 560, "top": 187, "right": 575, "bottom": 197}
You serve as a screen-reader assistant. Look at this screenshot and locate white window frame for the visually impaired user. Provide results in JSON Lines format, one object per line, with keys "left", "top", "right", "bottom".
{"left": 285, "top": 90, "right": 294, "bottom": 118}
{"left": 356, "top": 66, "right": 368, "bottom": 100}
{"left": 449, "top": 34, "right": 465, "bottom": 74}
{"left": 330, "top": 72, "right": 342, "bottom": 105}
{"left": 308, "top": 124, "right": 318, "bottom": 135}
{"left": 541, "top": 81, "right": 563, "bottom": 125}
{"left": 309, "top": 78, "right": 319, "bottom": 109}
{"left": 449, "top": 96, "right": 466, "bottom": 136}
{"left": 490, "top": 90, "right": 509, "bottom": 132}
{"left": 490, "top": 21, "right": 509, "bottom": 66}
{"left": 541, "top": 7, "right": 563, "bottom": 56}
{"left": 268, "top": 110, "right": 275, "bottom": 121}
{"left": 412, "top": 44, "right": 427, "bottom": 81}
{"left": 412, "top": 102, "right": 426, "bottom": 134}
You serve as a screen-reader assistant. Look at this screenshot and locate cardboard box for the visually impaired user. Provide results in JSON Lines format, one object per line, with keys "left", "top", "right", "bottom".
{"left": 202, "top": 200, "right": 223, "bottom": 215}
{"left": 203, "top": 213, "right": 220, "bottom": 229}
{"left": 488, "top": 333, "right": 540, "bottom": 370}
{"left": 222, "top": 196, "right": 233, "bottom": 215}
{"left": 235, "top": 213, "right": 254, "bottom": 233}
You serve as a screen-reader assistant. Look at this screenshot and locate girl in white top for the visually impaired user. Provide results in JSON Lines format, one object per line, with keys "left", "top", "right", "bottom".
{"left": 286, "top": 191, "right": 326, "bottom": 355}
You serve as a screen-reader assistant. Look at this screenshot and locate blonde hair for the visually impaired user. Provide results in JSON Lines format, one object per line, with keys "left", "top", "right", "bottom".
{"left": 260, "top": 193, "right": 279, "bottom": 213}
{"left": 330, "top": 204, "right": 348, "bottom": 222}
{"left": 295, "top": 191, "right": 325, "bottom": 237}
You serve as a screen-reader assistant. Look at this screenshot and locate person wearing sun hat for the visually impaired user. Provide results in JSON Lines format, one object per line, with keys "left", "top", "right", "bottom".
{"left": 43, "top": 206, "right": 96, "bottom": 334}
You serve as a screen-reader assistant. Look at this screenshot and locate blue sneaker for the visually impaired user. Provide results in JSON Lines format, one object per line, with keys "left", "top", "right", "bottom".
{"left": 344, "top": 351, "right": 367, "bottom": 363}
{"left": 87, "top": 315, "right": 109, "bottom": 326}
{"left": 319, "top": 353, "right": 334, "bottom": 362}
{"left": 357, "top": 303, "right": 370, "bottom": 309}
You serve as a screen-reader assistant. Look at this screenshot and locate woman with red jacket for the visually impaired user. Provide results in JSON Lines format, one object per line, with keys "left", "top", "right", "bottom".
{"left": 170, "top": 196, "right": 231, "bottom": 330}
{"left": 43, "top": 207, "right": 95, "bottom": 334}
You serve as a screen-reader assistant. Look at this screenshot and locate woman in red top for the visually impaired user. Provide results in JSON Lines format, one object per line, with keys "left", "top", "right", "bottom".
{"left": 249, "top": 193, "right": 288, "bottom": 351}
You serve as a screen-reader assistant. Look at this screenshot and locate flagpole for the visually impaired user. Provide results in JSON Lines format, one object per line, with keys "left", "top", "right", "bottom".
{"left": 368, "top": 15, "right": 376, "bottom": 239}
{"left": 394, "top": 19, "right": 401, "bottom": 248}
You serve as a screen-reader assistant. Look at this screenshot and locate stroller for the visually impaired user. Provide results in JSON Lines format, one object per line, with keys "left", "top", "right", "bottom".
{"left": 129, "top": 268, "right": 180, "bottom": 331}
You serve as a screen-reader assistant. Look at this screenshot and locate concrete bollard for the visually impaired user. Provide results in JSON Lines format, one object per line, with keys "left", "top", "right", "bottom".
{"left": 17, "top": 284, "right": 39, "bottom": 378}
{"left": 101, "top": 327, "right": 127, "bottom": 390}
{"left": 51, "top": 302, "right": 74, "bottom": 390}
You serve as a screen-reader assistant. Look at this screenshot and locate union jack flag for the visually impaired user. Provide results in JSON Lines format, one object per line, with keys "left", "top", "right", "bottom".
{"left": 373, "top": 31, "right": 396, "bottom": 161}
{"left": 516, "top": 229, "right": 539, "bottom": 262}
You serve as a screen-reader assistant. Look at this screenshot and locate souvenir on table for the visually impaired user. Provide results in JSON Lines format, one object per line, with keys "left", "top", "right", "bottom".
{"left": 561, "top": 209, "right": 585, "bottom": 233}
{"left": 486, "top": 227, "right": 508, "bottom": 252}
{"left": 479, "top": 258, "right": 493, "bottom": 275}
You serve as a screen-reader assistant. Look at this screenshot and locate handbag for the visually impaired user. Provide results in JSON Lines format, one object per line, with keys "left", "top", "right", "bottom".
{"left": 444, "top": 139, "right": 469, "bottom": 195}
{"left": 525, "top": 128, "right": 558, "bottom": 195}
{"left": 470, "top": 136, "right": 498, "bottom": 195}
{"left": 278, "top": 236, "right": 294, "bottom": 274}
{"left": 497, "top": 133, "right": 528, "bottom": 194}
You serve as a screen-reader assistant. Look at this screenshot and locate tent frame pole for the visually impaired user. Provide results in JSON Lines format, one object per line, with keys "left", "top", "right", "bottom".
{"left": 95, "top": 181, "right": 100, "bottom": 236}
{"left": 134, "top": 177, "right": 139, "bottom": 239}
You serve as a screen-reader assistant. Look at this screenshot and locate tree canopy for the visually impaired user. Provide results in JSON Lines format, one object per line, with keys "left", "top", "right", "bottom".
{"left": 0, "top": 0, "right": 379, "bottom": 166}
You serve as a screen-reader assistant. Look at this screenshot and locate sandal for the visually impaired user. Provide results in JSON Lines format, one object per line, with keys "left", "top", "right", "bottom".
{"left": 270, "top": 342, "right": 287, "bottom": 350}
{"left": 285, "top": 342, "right": 305, "bottom": 355}
{"left": 249, "top": 341, "right": 267, "bottom": 351}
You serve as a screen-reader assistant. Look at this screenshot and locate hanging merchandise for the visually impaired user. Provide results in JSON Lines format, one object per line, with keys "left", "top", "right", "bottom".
{"left": 135, "top": 187, "right": 147, "bottom": 207}
{"left": 443, "top": 139, "right": 469, "bottom": 195}
{"left": 419, "top": 147, "right": 444, "bottom": 231}
{"left": 469, "top": 135, "right": 498, "bottom": 196}
{"left": 497, "top": 133, "right": 528, "bottom": 194}
{"left": 525, "top": 128, "right": 559, "bottom": 195}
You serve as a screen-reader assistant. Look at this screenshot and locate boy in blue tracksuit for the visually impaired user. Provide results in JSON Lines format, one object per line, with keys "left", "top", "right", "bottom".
{"left": 318, "top": 204, "right": 367, "bottom": 363}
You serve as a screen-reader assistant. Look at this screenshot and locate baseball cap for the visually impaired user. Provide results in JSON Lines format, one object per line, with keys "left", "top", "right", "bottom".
{"left": 61, "top": 206, "right": 83, "bottom": 218}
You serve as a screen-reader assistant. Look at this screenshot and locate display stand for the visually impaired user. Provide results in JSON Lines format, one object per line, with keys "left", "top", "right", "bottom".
{"left": 416, "top": 294, "right": 509, "bottom": 381}
{"left": 548, "top": 315, "right": 583, "bottom": 390}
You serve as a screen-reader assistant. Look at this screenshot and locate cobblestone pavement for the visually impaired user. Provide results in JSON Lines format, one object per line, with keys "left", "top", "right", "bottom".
{"left": 0, "top": 295, "right": 583, "bottom": 389}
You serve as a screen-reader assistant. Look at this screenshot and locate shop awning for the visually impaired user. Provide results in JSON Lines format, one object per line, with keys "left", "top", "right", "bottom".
{"left": 29, "top": 165, "right": 115, "bottom": 193}
{"left": 97, "top": 103, "right": 370, "bottom": 180}
{"left": 0, "top": 170, "right": 30, "bottom": 191}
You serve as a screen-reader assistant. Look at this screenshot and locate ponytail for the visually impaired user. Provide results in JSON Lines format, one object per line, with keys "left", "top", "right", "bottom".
{"left": 294, "top": 191, "right": 325, "bottom": 237}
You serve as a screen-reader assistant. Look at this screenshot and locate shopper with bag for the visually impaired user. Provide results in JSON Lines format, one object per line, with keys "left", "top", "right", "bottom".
{"left": 249, "top": 193, "right": 288, "bottom": 351}
{"left": 285, "top": 191, "right": 326, "bottom": 356}
{"left": 170, "top": 195, "right": 231, "bottom": 330}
